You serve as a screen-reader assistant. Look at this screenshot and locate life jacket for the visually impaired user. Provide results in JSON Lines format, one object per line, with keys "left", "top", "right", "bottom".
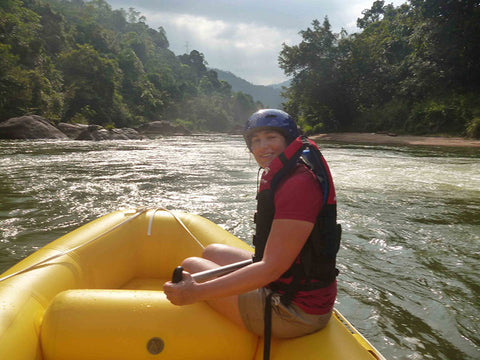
{"left": 252, "top": 136, "right": 341, "bottom": 306}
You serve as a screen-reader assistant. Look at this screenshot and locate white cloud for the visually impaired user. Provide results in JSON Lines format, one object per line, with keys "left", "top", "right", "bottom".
{"left": 144, "top": 10, "right": 299, "bottom": 84}
{"left": 108, "top": 0, "right": 409, "bottom": 85}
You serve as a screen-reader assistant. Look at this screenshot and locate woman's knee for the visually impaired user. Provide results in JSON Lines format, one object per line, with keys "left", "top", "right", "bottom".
{"left": 181, "top": 256, "right": 210, "bottom": 273}
{"left": 202, "top": 244, "right": 251, "bottom": 265}
{"left": 202, "top": 244, "right": 229, "bottom": 262}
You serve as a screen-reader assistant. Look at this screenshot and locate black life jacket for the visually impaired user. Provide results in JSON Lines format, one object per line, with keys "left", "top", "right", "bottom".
{"left": 252, "top": 136, "right": 341, "bottom": 306}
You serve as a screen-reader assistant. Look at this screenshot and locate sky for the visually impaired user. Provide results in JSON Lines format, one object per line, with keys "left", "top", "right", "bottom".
{"left": 106, "top": 0, "right": 406, "bottom": 85}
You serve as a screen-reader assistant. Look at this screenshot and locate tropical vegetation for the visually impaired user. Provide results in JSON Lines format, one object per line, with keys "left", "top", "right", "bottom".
{"left": 279, "top": 0, "right": 480, "bottom": 138}
{"left": 1, "top": 0, "right": 479, "bottom": 138}
{"left": 0, "top": 0, "right": 261, "bottom": 131}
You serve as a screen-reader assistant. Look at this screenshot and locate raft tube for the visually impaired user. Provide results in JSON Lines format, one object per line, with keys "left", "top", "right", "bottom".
{"left": 0, "top": 208, "right": 386, "bottom": 360}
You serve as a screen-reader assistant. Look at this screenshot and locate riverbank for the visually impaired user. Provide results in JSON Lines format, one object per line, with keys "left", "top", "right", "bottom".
{"left": 311, "top": 132, "right": 480, "bottom": 148}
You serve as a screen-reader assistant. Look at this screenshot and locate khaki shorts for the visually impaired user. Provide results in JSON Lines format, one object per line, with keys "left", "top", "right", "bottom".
{"left": 238, "top": 287, "right": 332, "bottom": 338}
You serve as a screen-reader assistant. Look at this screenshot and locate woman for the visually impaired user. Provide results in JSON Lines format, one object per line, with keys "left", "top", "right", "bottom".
{"left": 164, "top": 109, "right": 340, "bottom": 341}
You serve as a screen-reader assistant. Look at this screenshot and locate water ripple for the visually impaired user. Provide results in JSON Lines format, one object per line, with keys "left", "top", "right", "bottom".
{"left": 1, "top": 137, "right": 479, "bottom": 360}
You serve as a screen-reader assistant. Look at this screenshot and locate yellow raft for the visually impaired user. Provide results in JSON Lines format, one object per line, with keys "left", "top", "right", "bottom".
{"left": 0, "top": 208, "right": 386, "bottom": 360}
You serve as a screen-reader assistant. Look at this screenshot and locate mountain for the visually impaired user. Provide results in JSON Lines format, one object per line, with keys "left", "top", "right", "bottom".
{"left": 269, "top": 80, "right": 291, "bottom": 90}
{"left": 213, "top": 69, "right": 288, "bottom": 109}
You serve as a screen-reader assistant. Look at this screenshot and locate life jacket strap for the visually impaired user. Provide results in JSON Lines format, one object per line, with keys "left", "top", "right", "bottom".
{"left": 263, "top": 292, "right": 274, "bottom": 360}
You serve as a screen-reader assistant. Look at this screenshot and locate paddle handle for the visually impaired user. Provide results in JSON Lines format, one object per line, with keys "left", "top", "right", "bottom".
{"left": 171, "top": 259, "right": 253, "bottom": 283}
{"left": 172, "top": 266, "right": 184, "bottom": 283}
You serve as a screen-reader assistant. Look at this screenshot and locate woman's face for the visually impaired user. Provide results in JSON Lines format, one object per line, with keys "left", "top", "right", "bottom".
{"left": 250, "top": 129, "right": 287, "bottom": 168}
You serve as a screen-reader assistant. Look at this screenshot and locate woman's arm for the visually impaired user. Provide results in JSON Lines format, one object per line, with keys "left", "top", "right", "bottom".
{"left": 163, "top": 218, "right": 314, "bottom": 305}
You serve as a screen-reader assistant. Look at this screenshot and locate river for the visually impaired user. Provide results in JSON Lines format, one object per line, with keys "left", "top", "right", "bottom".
{"left": 0, "top": 135, "right": 479, "bottom": 359}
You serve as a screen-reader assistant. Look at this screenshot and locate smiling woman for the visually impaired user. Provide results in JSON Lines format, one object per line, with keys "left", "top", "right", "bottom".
{"left": 162, "top": 109, "right": 342, "bottom": 360}
{"left": 250, "top": 130, "right": 287, "bottom": 168}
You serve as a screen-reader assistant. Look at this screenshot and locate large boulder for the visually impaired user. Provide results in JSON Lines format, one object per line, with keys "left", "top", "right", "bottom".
{"left": 57, "top": 122, "right": 89, "bottom": 139}
{"left": 0, "top": 115, "right": 68, "bottom": 140}
{"left": 137, "top": 121, "right": 191, "bottom": 136}
{"left": 109, "top": 128, "right": 142, "bottom": 140}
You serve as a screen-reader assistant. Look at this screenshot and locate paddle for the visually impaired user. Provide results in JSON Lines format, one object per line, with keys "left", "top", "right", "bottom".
{"left": 172, "top": 259, "right": 253, "bottom": 283}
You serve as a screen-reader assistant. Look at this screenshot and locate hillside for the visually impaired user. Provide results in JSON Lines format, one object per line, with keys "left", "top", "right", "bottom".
{"left": 0, "top": 0, "right": 260, "bottom": 132}
{"left": 213, "top": 69, "right": 287, "bottom": 109}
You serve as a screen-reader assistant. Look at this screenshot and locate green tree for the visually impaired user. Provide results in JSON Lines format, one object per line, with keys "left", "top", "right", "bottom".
{"left": 0, "top": 44, "right": 31, "bottom": 119}
{"left": 178, "top": 50, "right": 208, "bottom": 79}
{"left": 279, "top": 17, "right": 352, "bottom": 132}
{"left": 61, "top": 44, "right": 130, "bottom": 126}
{"left": 232, "top": 92, "right": 258, "bottom": 125}
{"left": 280, "top": 0, "right": 480, "bottom": 137}
{"left": 117, "top": 48, "right": 163, "bottom": 120}
{"left": 34, "top": 2, "right": 70, "bottom": 57}
{"left": 0, "top": 0, "right": 261, "bottom": 133}
{"left": 0, "top": 0, "right": 42, "bottom": 67}
{"left": 409, "top": 0, "right": 480, "bottom": 92}
{"left": 357, "top": 0, "right": 387, "bottom": 29}
{"left": 0, "top": 0, "right": 63, "bottom": 120}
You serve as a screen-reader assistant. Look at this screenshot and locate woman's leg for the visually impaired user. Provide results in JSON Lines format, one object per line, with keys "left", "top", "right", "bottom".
{"left": 181, "top": 243, "right": 252, "bottom": 273}
{"left": 203, "top": 243, "right": 253, "bottom": 265}
{"left": 181, "top": 244, "right": 253, "bottom": 329}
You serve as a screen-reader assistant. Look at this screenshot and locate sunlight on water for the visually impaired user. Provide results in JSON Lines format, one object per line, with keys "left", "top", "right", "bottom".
{"left": 328, "top": 145, "right": 480, "bottom": 360}
{"left": 0, "top": 137, "right": 479, "bottom": 360}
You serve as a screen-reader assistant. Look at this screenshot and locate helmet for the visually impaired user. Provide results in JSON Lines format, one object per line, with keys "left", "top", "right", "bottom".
{"left": 244, "top": 109, "right": 300, "bottom": 149}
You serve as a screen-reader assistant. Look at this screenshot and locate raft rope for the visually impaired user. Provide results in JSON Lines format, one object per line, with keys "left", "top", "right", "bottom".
{"left": 0, "top": 207, "right": 149, "bottom": 283}
{"left": 147, "top": 207, "right": 205, "bottom": 250}
{"left": 0, "top": 206, "right": 207, "bottom": 283}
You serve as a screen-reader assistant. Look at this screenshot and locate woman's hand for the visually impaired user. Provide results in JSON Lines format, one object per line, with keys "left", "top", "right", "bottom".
{"left": 163, "top": 271, "right": 199, "bottom": 305}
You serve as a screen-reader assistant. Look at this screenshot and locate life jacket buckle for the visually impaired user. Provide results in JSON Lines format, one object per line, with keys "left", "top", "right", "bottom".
{"left": 271, "top": 293, "right": 281, "bottom": 306}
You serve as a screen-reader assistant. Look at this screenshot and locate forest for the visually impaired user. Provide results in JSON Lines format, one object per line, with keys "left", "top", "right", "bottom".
{"left": 0, "top": 0, "right": 261, "bottom": 132}
{"left": 1, "top": 0, "right": 479, "bottom": 137}
{"left": 280, "top": 0, "right": 480, "bottom": 138}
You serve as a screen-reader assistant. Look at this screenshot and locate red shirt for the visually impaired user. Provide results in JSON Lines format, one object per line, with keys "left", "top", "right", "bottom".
{"left": 272, "top": 164, "right": 337, "bottom": 315}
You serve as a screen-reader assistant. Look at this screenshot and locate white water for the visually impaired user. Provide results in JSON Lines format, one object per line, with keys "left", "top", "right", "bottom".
{"left": 1, "top": 136, "right": 479, "bottom": 359}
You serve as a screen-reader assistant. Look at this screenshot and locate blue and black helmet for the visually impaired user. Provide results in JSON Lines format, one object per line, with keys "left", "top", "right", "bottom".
{"left": 244, "top": 109, "right": 300, "bottom": 150}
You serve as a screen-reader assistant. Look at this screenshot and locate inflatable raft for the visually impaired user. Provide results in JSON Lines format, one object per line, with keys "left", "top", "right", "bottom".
{"left": 0, "top": 208, "right": 386, "bottom": 360}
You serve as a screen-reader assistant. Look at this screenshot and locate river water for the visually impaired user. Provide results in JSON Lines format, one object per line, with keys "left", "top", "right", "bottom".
{"left": 0, "top": 135, "right": 479, "bottom": 359}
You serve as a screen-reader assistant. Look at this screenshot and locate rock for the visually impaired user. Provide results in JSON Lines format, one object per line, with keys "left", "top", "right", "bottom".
{"left": 0, "top": 116, "right": 145, "bottom": 141}
{"left": 108, "top": 128, "right": 130, "bottom": 140}
{"left": 57, "top": 122, "right": 89, "bottom": 139}
{"left": 75, "top": 125, "right": 142, "bottom": 141}
{"left": 137, "top": 121, "right": 191, "bottom": 136}
{"left": 0, "top": 115, "right": 68, "bottom": 140}
{"left": 76, "top": 125, "right": 111, "bottom": 141}
{"left": 109, "top": 128, "right": 142, "bottom": 140}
